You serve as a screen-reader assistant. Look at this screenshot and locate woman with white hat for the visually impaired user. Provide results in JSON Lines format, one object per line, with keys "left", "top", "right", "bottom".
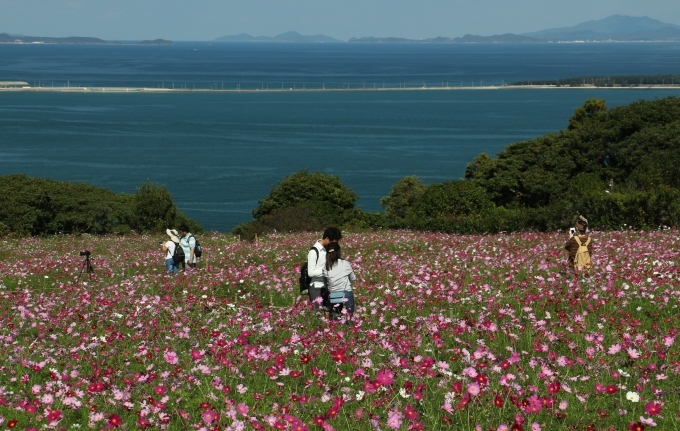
{"left": 162, "top": 229, "right": 181, "bottom": 274}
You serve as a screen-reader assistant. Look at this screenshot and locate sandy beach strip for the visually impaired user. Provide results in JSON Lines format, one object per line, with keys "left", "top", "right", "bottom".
{"left": 2, "top": 84, "right": 680, "bottom": 93}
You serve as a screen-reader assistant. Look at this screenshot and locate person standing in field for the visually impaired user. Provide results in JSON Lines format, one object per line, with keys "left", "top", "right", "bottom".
{"left": 178, "top": 224, "right": 197, "bottom": 270}
{"left": 565, "top": 215, "right": 593, "bottom": 277}
{"left": 162, "top": 229, "right": 181, "bottom": 274}
{"left": 323, "top": 241, "right": 357, "bottom": 321}
{"left": 307, "top": 227, "right": 342, "bottom": 311}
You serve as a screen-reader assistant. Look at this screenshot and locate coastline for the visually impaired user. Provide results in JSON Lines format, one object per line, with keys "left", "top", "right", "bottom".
{"left": 2, "top": 84, "right": 680, "bottom": 93}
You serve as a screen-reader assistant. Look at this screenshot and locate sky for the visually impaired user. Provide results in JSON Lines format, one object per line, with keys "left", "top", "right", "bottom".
{"left": 1, "top": 0, "right": 679, "bottom": 42}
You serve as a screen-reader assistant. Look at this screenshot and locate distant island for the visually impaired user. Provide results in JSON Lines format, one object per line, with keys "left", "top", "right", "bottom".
{"left": 0, "top": 33, "right": 172, "bottom": 45}
{"left": 216, "top": 15, "right": 680, "bottom": 43}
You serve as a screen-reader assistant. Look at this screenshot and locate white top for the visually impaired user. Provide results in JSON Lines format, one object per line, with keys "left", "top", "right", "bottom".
{"left": 323, "top": 259, "right": 356, "bottom": 292}
{"left": 164, "top": 240, "right": 176, "bottom": 260}
{"left": 307, "top": 241, "right": 327, "bottom": 288}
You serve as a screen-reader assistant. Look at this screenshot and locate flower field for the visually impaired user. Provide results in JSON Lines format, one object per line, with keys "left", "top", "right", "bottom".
{"left": 0, "top": 229, "right": 679, "bottom": 431}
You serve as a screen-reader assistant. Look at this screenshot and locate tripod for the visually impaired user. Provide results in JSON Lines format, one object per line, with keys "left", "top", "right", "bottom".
{"left": 79, "top": 253, "right": 95, "bottom": 280}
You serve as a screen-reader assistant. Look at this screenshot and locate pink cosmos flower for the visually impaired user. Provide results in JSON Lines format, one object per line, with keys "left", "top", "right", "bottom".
{"left": 202, "top": 409, "right": 219, "bottom": 424}
{"left": 467, "top": 382, "right": 481, "bottom": 396}
{"left": 163, "top": 351, "right": 178, "bottom": 365}
{"left": 237, "top": 402, "right": 249, "bottom": 416}
{"left": 640, "top": 416, "right": 657, "bottom": 426}
{"left": 386, "top": 408, "right": 403, "bottom": 429}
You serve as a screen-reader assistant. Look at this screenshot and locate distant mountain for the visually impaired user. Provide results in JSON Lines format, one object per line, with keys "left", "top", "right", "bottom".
{"left": 523, "top": 15, "right": 680, "bottom": 41}
{"left": 349, "top": 15, "right": 680, "bottom": 43}
{"left": 214, "top": 31, "right": 341, "bottom": 43}
{"left": 0, "top": 33, "right": 172, "bottom": 45}
{"left": 0, "top": 33, "right": 116, "bottom": 44}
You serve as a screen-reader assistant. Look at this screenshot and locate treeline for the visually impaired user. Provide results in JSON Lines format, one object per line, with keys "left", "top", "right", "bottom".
{"left": 4, "top": 96, "right": 680, "bottom": 238}
{"left": 0, "top": 176, "right": 202, "bottom": 236}
{"left": 510, "top": 74, "right": 680, "bottom": 87}
{"left": 235, "top": 97, "right": 680, "bottom": 238}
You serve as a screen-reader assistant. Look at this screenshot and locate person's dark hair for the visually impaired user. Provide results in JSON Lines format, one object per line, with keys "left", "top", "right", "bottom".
{"left": 179, "top": 224, "right": 189, "bottom": 233}
{"left": 325, "top": 242, "right": 342, "bottom": 271}
{"left": 322, "top": 227, "right": 342, "bottom": 242}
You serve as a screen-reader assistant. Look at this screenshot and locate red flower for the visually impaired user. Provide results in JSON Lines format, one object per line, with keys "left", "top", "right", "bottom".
{"left": 547, "top": 381, "right": 560, "bottom": 394}
{"left": 404, "top": 404, "right": 419, "bottom": 421}
{"left": 494, "top": 394, "right": 504, "bottom": 408}
{"left": 137, "top": 416, "right": 150, "bottom": 428}
{"left": 108, "top": 413, "right": 122, "bottom": 428}
{"left": 7, "top": 419, "right": 18, "bottom": 429}
{"left": 605, "top": 385, "right": 617, "bottom": 394}
{"left": 46, "top": 409, "right": 63, "bottom": 422}
{"left": 330, "top": 348, "right": 348, "bottom": 363}
{"left": 645, "top": 402, "right": 662, "bottom": 416}
{"left": 627, "top": 422, "right": 645, "bottom": 431}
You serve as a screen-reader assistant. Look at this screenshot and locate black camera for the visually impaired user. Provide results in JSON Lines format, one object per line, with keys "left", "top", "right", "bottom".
{"left": 80, "top": 250, "right": 91, "bottom": 257}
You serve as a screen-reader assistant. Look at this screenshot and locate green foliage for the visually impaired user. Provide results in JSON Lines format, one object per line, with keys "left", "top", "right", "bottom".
{"left": 379, "top": 175, "right": 425, "bottom": 227}
{"left": 509, "top": 74, "right": 680, "bottom": 87}
{"left": 253, "top": 170, "right": 358, "bottom": 220}
{"left": 404, "top": 180, "right": 495, "bottom": 233}
{"left": 388, "top": 96, "right": 680, "bottom": 233}
{"left": 0, "top": 175, "right": 202, "bottom": 236}
{"left": 236, "top": 169, "right": 382, "bottom": 238}
{"left": 132, "top": 182, "right": 178, "bottom": 232}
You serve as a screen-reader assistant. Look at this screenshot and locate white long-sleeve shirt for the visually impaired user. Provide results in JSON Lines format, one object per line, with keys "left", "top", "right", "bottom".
{"left": 307, "top": 241, "right": 327, "bottom": 288}
{"left": 323, "top": 259, "right": 356, "bottom": 293}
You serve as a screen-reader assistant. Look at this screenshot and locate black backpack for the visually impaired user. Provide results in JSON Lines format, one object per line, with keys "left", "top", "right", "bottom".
{"left": 299, "top": 247, "right": 319, "bottom": 294}
{"left": 172, "top": 241, "right": 185, "bottom": 264}
{"left": 189, "top": 234, "right": 202, "bottom": 258}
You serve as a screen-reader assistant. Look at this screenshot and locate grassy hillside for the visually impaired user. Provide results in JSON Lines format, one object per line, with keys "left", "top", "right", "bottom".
{"left": 0, "top": 229, "right": 679, "bottom": 430}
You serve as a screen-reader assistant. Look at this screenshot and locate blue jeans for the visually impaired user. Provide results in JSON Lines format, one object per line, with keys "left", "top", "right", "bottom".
{"left": 165, "top": 258, "right": 178, "bottom": 274}
{"left": 329, "top": 291, "right": 355, "bottom": 320}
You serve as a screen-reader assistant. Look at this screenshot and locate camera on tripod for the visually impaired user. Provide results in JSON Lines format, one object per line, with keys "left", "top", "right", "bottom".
{"left": 80, "top": 250, "right": 91, "bottom": 257}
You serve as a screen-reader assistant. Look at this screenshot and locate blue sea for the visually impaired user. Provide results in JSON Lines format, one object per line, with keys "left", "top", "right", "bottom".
{"left": 2, "top": 42, "right": 680, "bottom": 231}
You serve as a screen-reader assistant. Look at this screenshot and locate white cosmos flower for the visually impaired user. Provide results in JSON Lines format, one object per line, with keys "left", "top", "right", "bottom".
{"left": 626, "top": 391, "right": 640, "bottom": 403}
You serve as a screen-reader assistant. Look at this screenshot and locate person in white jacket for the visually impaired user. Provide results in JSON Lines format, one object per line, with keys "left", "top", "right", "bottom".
{"left": 323, "top": 241, "right": 356, "bottom": 320}
{"left": 307, "top": 227, "right": 342, "bottom": 311}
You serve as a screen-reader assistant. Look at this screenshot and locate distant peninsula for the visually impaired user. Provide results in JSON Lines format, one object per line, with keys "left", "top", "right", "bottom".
{"left": 0, "top": 33, "right": 172, "bottom": 45}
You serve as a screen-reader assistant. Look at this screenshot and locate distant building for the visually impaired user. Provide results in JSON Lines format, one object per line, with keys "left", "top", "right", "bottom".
{"left": 0, "top": 81, "right": 29, "bottom": 88}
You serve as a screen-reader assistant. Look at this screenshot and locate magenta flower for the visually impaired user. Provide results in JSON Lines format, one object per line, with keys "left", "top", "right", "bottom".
{"left": 375, "top": 369, "right": 395, "bottom": 386}
{"left": 645, "top": 402, "right": 662, "bottom": 416}
{"left": 202, "top": 409, "right": 219, "bottom": 424}
{"left": 237, "top": 402, "right": 249, "bottom": 416}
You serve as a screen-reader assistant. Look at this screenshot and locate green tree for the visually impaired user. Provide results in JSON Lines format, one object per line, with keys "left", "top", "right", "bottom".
{"left": 405, "top": 180, "right": 495, "bottom": 233}
{"left": 568, "top": 98, "right": 608, "bottom": 130}
{"left": 380, "top": 175, "right": 425, "bottom": 226}
{"left": 253, "top": 170, "right": 358, "bottom": 221}
{"left": 132, "top": 182, "right": 179, "bottom": 233}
